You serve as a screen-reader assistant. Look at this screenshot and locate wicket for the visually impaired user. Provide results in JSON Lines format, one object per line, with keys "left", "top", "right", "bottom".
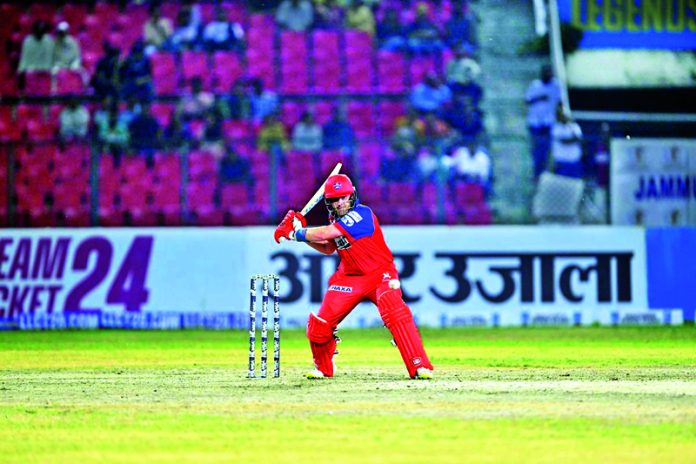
{"left": 248, "top": 274, "right": 281, "bottom": 378}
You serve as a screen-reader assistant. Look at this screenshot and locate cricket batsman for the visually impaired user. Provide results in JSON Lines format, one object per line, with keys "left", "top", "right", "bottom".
{"left": 273, "top": 173, "right": 434, "bottom": 380}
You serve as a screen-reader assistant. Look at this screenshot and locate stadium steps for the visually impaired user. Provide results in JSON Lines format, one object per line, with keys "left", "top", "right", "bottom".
{"left": 476, "top": 0, "right": 549, "bottom": 223}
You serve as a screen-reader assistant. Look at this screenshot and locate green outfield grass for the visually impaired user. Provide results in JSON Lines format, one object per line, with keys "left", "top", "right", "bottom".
{"left": 1, "top": 327, "right": 694, "bottom": 464}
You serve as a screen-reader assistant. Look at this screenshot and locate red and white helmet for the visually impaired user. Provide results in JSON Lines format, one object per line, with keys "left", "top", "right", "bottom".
{"left": 324, "top": 174, "right": 355, "bottom": 199}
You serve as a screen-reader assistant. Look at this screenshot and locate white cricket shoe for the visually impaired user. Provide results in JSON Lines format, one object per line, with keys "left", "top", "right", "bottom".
{"left": 306, "top": 369, "right": 326, "bottom": 379}
{"left": 415, "top": 367, "right": 433, "bottom": 380}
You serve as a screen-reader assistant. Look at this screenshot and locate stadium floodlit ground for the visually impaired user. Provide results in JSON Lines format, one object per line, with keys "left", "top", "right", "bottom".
{"left": 1, "top": 327, "right": 694, "bottom": 464}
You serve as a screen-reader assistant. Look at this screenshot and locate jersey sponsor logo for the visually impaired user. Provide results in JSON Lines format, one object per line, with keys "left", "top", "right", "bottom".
{"left": 334, "top": 236, "right": 351, "bottom": 250}
{"left": 341, "top": 211, "right": 363, "bottom": 227}
{"left": 382, "top": 272, "right": 392, "bottom": 281}
{"left": 328, "top": 285, "right": 353, "bottom": 293}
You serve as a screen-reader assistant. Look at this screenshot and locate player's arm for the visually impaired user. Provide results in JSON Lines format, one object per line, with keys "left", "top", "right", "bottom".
{"left": 304, "top": 239, "right": 337, "bottom": 255}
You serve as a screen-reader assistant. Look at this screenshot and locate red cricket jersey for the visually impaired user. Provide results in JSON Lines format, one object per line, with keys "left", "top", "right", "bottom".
{"left": 331, "top": 203, "right": 395, "bottom": 276}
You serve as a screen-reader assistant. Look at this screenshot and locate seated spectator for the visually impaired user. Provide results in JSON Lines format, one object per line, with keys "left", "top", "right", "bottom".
{"left": 163, "top": 113, "right": 192, "bottom": 150}
{"left": 291, "top": 111, "right": 322, "bottom": 153}
{"left": 345, "top": 0, "right": 375, "bottom": 36}
{"left": 445, "top": 3, "right": 475, "bottom": 49}
{"left": 143, "top": 5, "right": 174, "bottom": 55}
{"left": 406, "top": 3, "right": 443, "bottom": 54}
{"left": 97, "top": 105, "right": 130, "bottom": 165}
{"left": 249, "top": 78, "right": 279, "bottom": 123}
{"left": 275, "top": 0, "right": 314, "bottom": 31}
{"left": 257, "top": 113, "right": 290, "bottom": 153}
{"left": 171, "top": 4, "right": 202, "bottom": 50}
{"left": 203, "top": 6, "right": 245, "bottom": 51}
{"left": 18, "top": 21, "right": 54, "bottom": 73}
{"left": 201, "top": 108, "right": 226, "bottom": 157}
{"left": 447, "top": 139, "right": 491, "bottom": 186}
{"left": 443, "top": 95, "right": 482, "bottom": 143}
{"left": 393, "top": 108, "right": 425, "bottom": 150}
{"left": 551, "top": 104, "right": 584, "bottom": 179}
{"left": 381, "top": 142, "right": 418, "bottom": 182}
{"left": 178, "top": 77, "right": 214, "bottom": 121}
{"left": 59, "top": 98, "right": 90, "bottom": 141}
{"left": 376, "top": 8, "right": 407, "bottom": 51}
{"left": 416, "top": 147, "right": 441, "bottom": 183}
{"left": 52, "top": 21, "right": 81, "bottom": 72}
{"left": 91, "top": 43, "right": 121, "bottom": 99}
{"left": 219, "top": 146, "right": 252, "bottom": 184}
{"left": 128, "top": 102, "right": 161, "bottom": 166}
{"left": 119, "top": 41, "right": 153, "bottom": 102}
{"left": 221, "top": 79, "right": 249, "bottom": 120}
{"left": 314, "top": 0, "right": 343, "bottom": 29}
{"left": 421, "top": 113, "right": 453, "bottom": 148}
{"left": 410, "top": 73, "right": 452, "bottom": 114}
{"left": 119, "top": 97, "right": 141, "bottom": 127}
{"left": 446, "top": 44, "right": 480, "bottom": 90}
{"left": 323, "top": 107, "right": 355, "bottom": 152}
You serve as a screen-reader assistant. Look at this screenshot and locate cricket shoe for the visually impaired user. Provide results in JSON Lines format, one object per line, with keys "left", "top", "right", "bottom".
{"left": 306, "top": 369, "right": 326, "bottom": 379}
{"left": 415, "top": 367, "right": 433, "bottom": 380}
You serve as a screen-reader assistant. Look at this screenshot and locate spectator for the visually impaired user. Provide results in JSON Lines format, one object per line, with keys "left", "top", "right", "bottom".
{"left": 128, "top": 102, "right": 161, "bottom": 166}
{"left": 444, "top": 2, "right": 474, "bottom": 49}
{"left": 410, "top": 73, "right": 452, "bottom": 114}
{"left": 421, "top": 113, "right": 453, "bottom": 148}
{"left": 345, "top": 0, "right": 375, "bottom": 36}
{"left": 119, "top": 97, "right": 141, "bottom": 127}
{"left": 119, "top": 41, "right": 153, "bottom": 102}
{"left": 171, "top": 4, "right": 202, "bottom": 50}
{"left": 551, "top": 104, "right": 583, "bottom": 179}
{"left": 448, "top": 139, "right": 491, "bottom": 186}
{"left": 381, "top": 141, "right": 418, "bottom": 182}
{"left": 275, "top": 0, "right": 314, "bottom": 31}
{"left": 525, "top": 64, "right": 561, "bottom": 178}
{"left": 52, "top": 21, "right": 81, "bottom": 72}
{"left": 323, "top": 107, "right": 355, "bottom": 152}
{"left": 143, "top": 5, "right": 174, "bottom": 55}
{"left": 18, "top": 21, "right": 54, "bottom": 73}
{"left": 257, "top": 113, "right": 289, "bottom": 153}
{"left": 446, "top": 43, "right": 480, "bottom": 91}
{"left": 59, "top": 98, "right": 90, "bottom": 141}
{"left": 201, "top": 108, "right": 226, "bottom": 157}
{"left": 314, "top": 0, "right": 343, "bottom": 29}
{"left": 221, "top": 79, "right": 249, "bottom": 120}
{"left": 97, "top": 105, "right": 130, "bottom": 165}
{"left": 219, "top": 146, "right": 252, "bottom": 184}
{"left": 292, "top": 111, "right": 323, "bottom": 153}
{"left": 376, "top": 8, "right": 407, "bottom": 51}
{"left": 178, "top": 77, "right": 214, "bottom": 121}
{"left": 393, "top": 108, "right": 425, "bottom": 151}
{"left": 406, "top": 3, "right": 443, "bottom": 54}
{"left": 203, "top": 6, "right": 245, "bottom": 51}
{"left": 91, "top": 43, "right": 121, "bottom": 99}
{"left": 249, "top": 78, "right": 279, "bottom": 123}
{"left": 443, "top": 95, "right": 482, "bottom": 143}
{"left": 162, "top": 112, "right": 192, "bottom": 150}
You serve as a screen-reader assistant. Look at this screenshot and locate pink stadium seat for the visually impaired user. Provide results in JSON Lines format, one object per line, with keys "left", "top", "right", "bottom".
{"left": 347, "top": 101, "right": 376, "bottom": 138}
{"left": 409, "top": 55, "right": 437, "bottom": 86}
{"left": 223, "top": 120, "right": 254, "bottom": 141}
{"left": 212, "top": 51, "right": 244, "bottom": 93}
{"left": 188, "top": 150, "right": 218, "bottom": 181}
{"left": 186, "top": 182, "right": 223, "bottom": 225}
{"left": 377, "top": 101, "right": 406, "bottom": 136}
{"left": 54, "top": 70, "right": 84, "bottom": 95}
{"left": 280, "top": 101, "right": 307, "bottom": 129}
{"left": 314, "top": 101, "right": 335, "bottom": 125}
{"left": 357, "top": 142, "right": 382, "bottom": 179}
{"left": 152, "top": 183, "right": 181, "bottom": 225}
{"left": 150, "top": 52, "right": 178, "bottom": 95}
{"left": 0, "top": 106, "right": 20, "bottom": 142}
{"left": 181, "top": 51, "right": 210, "bottom": 87}
{"left": 377, "top": 51, "right": 406, "bottom": 94}
{"left": 24, "top": 72, "right": 51, "bottom": 96}
{"left": 280, "top": 31, "right": 308, "bottom": 94}
{"left": 150, "top": 102, "right": 175, "bottom": 127}
{"left": 29, "top": 3, "right": 57, "bottom": 23}
{"left": 60, "top": 4, "right": 88, "bottom": 27}
{"left": 320, "top": 150, "right": 350, "bottom": 174}
{"left": 345, "top": 32, "right": 374, "bottom": 93}
{"left": 153, "top": 152, "right": 181, "bottom": 183}
{"left": 463, "top": 203, "right": 493, "bottom": 225}
{"left": 312, "top": 31, "right": 341, "bottom": 94}
{"left": 454, "top": 182, "right": 485, "bottom": 204}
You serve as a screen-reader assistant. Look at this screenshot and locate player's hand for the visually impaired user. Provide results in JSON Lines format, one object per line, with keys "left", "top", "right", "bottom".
{"left": 293, "top": 211, "right": 307, "bottom": 230}
{"left": 274, "top": 210, "right": 297, "bottom": 243}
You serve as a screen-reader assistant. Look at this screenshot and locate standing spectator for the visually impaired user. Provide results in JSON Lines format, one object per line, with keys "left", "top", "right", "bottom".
{"left": 376, "top": 8, "right": 407, "bottom": 51}
{"left": 97, "top": 105, "right": 130, "bottom": 165}
{"left": 91, "top": 43, "right": 121, "bottom": 99}
{"left": 143, "top": 5, "right": 174, "bottom": 55}
{"left": 257, "top": 113, "right": 289, "bottom": 153}
{"left": 323, "top": 107, "right": 355, "bottom": 152}
{"left": 551, "top": 104, "right": 583, "bottom": 179}
{"left": 249, "top": 78, "right": 279, "bottom": 123}
{"left": 525, "top": 64, "right": 561, "bottom": 178}
{"left": 291, "top": 111, "right": 323, "bottom": 153}
{"left": 18, "top": 21, "right": 54, "bottom": 73}
{"left": 443, "top": 94, "right": 482, "bottom": 143}
{"left": 345, "top": 0, "right": 375, "bottom": 36}
{"left": 120, "top": 41, "right": 153, "bottom": 102}
{"left": 275, "top": 0, "right": 314, "bottom": 31}
{"left": 406, "top": 3, "right": 443, "bottom": 54}
{"left": 59, "top": 98, "right": 90, "bottom": 141}
{"left": 171, "top": 4, "right": 202, "bottom": 50}
{"left": 52, "top": 22, "right": 81, "bottom": 72}
{"left": 128, "top": 102, "right": 161, "bottom": 166}
{"left": 203, "top": 6, "right": 245, "bottom": 51}
{"left": 410, "top": 73, "right": 452, "bottom": 114}
{"left": 446, "top": 44, "right": 480, "bottom": 93}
